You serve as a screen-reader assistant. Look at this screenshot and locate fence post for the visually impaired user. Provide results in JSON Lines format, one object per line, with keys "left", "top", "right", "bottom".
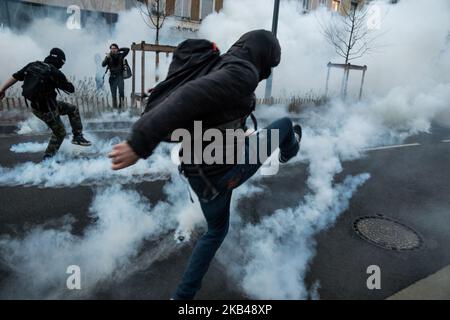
{"left": 359, "top": 66, "right": 367, "bottom": 101}
{"left": 343, "top": 64, "right": 350, "bottom": 99}
{"left": 141, "top": 41, "right": 146, "bottom": 101}
{"left": 76, "top": 98, "right": 81, "bottom": 116}
{"left": 132, "top": 42, "right": 136, "bottom": 107}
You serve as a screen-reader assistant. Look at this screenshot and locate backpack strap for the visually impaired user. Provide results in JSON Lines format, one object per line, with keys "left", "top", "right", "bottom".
{"left": 103, "top": 66, "right": 109, "bottom": 80}
{"left": 250, "top": 112, "right": 258, "bottom": 131}
{"left": 212, "top": 112, "right": 257, "bottom": 132}
{"left": 196, "top": 164, "right": 220, "bottom": 202}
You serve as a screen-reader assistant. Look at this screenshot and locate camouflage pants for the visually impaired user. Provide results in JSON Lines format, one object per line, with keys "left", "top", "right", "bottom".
{"left": 32, "top": 101, "right": 83, "bottom": 157}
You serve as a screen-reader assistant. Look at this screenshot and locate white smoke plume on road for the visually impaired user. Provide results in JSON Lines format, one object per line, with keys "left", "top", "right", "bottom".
{"left": 10, "top": 134, "right": 122, "bottom": 154}
{"left": 0, "top": 183, "right": 204, "bottom": 299}
{"left": 200, "top": 0, "right": 450, "bottom": 101}
{"left": 199, "top": 0, "right": 450, "bottom": 299}
{"left": 0, "top": 140, "right": 175, "bottom": 187}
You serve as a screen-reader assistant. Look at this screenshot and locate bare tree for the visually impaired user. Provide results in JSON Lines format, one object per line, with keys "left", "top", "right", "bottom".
{"left": 135, "top": 0, "right": 167, "bottom": 82}
{"left": 319, "top": 0, "right": 382, "bottom": 98}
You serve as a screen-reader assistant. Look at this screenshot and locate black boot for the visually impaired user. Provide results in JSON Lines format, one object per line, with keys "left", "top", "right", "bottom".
{"left": 293, "top": 124, "right": 302, "bottom": 144}
{"left": 42, "top": 153, "right": 61, "bottom": 164}
{"left": 279, "top": 124, "right": 302, "bottom": 164}
{"left": 42, "top": 153, "right": 54, "bottom": 161}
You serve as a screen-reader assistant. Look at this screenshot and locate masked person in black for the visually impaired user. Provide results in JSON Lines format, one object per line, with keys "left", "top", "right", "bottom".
{"left": 102, "top": 43, "right": 130, "bottom": 109}
{"left": 0, "top": 48, "right": 91, "bottom": 160}
{"left": 108, "top": 30, "right": 302, "bottom": 300}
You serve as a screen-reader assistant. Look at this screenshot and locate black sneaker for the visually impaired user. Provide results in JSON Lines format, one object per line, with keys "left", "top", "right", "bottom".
{"left": 72, "top": 135, "right": 92, "bottom": 147}
{"left": 293, "top": 124, "right": 302, "bottom": 144}
{"left": 42, "top": 153, "right": 61, "bottom": 164}
{"left": 42, "top": 153, "right": 54, "bottom": 162}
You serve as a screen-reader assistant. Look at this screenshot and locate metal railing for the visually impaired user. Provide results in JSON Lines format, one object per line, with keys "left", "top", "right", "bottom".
{"left": 1, "top": 94, "right": 327, "bottom": 120}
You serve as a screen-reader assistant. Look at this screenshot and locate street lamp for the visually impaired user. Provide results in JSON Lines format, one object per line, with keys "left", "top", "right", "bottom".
{"left": 264, "top": 0, "right": 280, "bottom": 99}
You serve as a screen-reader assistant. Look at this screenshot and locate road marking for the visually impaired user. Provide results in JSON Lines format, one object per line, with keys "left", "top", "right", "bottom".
{"left": 364, "top": 143, "right": 421, "bottom": 152}
{"left": 442, "top": 140, "right": 450, "bottom": 143}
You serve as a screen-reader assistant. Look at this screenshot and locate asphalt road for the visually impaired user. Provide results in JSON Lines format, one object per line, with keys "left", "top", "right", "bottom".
{"left": 0, "top": 125, "right": 449, "bottom": 300}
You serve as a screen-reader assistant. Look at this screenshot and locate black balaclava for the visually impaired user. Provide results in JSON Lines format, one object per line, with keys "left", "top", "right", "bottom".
{"left": 44, "top": 47, "right": 66, "bottom": 69}
{"left": 109, "top": 44, "right": 122, "bottom": 65}
{"left": 225, "top": 29, "right": 281, "bottom": 81}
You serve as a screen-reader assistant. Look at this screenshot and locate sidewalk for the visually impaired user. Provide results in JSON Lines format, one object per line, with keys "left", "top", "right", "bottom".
{"left": 388, "top": 265, "right": 450, "bottom": 300}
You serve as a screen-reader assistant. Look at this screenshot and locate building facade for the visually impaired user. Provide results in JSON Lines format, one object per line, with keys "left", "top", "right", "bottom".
{"left": 0, "top": 0, "right": 224, "bottom": 31}
{"left": 0, "top": 0, "right": 127, "bottom": 30}
{"left": 299, "top": 0, "right": 398, "bottom": 14}
{"left": 164, "top": 0, "right": 223, "bottom": 21}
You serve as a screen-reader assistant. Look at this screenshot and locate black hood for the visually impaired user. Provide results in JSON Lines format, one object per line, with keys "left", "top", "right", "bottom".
{"left": 44, "top": 47, "right": 66, "bottom": 69}
{"left": 225, "top": 29, "right": 281, "bottom": 81}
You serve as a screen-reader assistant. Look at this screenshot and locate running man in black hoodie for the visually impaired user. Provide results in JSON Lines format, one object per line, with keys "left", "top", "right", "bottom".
{"left": 108, "top": 30, "right": 302, "bottom": 299}
{"left": 0, "top": 48, "right": 91, "bottom": 160}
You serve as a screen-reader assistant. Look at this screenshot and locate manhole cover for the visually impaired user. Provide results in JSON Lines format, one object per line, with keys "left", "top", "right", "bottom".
{"left": 353, "top": 216, "right": 422, "bottom": 250}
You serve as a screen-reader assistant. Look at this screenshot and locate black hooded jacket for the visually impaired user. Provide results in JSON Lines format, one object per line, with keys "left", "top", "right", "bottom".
{"left": 102, "top": 48, "right": 130, "bottom": 76}
{"left": 13, "top": 60, "right": 74, "bottom": 111}
{"left": 128, "top": 30, "right": 281, "bottom": 160}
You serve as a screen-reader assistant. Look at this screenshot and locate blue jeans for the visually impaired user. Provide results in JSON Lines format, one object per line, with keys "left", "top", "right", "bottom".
{"left": 109, "top": 73, "right": 125, "bottom": 108}
{"left": 173, "top": 117, "right": 299, "bottom": 299}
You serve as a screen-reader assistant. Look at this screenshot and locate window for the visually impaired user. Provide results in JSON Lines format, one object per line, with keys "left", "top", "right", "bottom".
{"left": 201, "top": 0, "right": 214, "bottom": 20}
{"left": 332, "top": 0, "right": 340, "bottom": 11}
{"left": 149, "top": 0, "right": 166, "bottom": 16}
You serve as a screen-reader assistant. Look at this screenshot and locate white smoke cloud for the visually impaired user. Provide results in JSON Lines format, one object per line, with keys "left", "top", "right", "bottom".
{"left": 10, "top": 134, "right": 121, "bottom": 154}
{"left": 0, "top": 141, "right": 175, "bottom": 187}
{"left": 16, "top": 115, "right": 49, "bottom": 135}
{"left": 0, "top": 183, "right": 202, "bottom": 299}
{"left": 197, "top": 0, "right": 450, "bottom": 299}
{"left": 219, "top": 77, "right": 449, "bottom": 299}
{"left": 199, "top": 0, "right": 450, "bottom": 99}
{"left": 0, "top": 8, "right": 180, "bottom": 97}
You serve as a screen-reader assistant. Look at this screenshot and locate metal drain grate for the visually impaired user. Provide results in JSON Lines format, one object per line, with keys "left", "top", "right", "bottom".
{"left": 353, "top": 216, "right": 422, "bottom": 251}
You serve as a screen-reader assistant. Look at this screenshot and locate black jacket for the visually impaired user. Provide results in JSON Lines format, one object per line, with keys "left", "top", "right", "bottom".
{"left": 128, "top": 30, "right": 281, "bottom": 160}
{"left": 13, "top": 61, "right": 74, "bottom": 111}
{"left": 102, "top": 48, "right": 130, "bottom": 76}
